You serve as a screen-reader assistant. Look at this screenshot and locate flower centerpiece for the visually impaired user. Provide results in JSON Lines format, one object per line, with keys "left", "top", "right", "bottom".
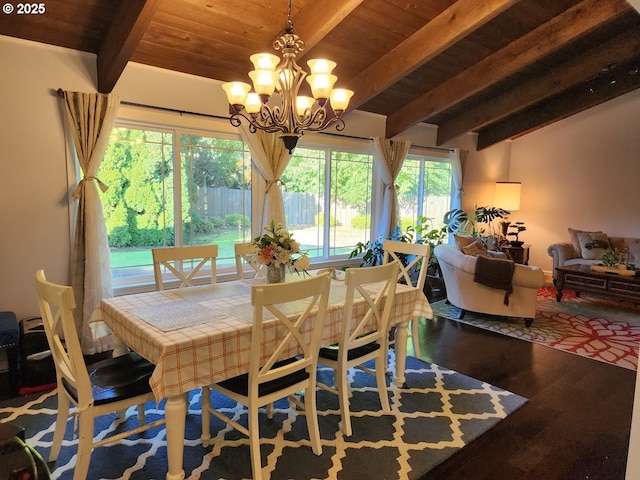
{"left": 252, "top": 221, "right": 310, "bottom": 283}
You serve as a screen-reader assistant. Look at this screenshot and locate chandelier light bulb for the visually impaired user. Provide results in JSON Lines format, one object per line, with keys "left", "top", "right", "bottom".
{"left": 250, "top": 53, "right": 280, "bottom": 71}
{"left": 222, "top": 82, "right": 251, "bottom": 107}
{"left": 306, "top": 74, "right": 337, "bottom": 100}
{"left": 296, "top": 96, "right": 315, "bottom": 116}
{"left": 330, "top": 89, "right": 354, "bottom": 112}
{"left": 245, "top": 93, "right": 262, "bottom": 114}
{"left": 249, "top": 70, "right": 278, "bottom": 96}
{"left": 307, "top": 58, "right": 336, "bottom": 75}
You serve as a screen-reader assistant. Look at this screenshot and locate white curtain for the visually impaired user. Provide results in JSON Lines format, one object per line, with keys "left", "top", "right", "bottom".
{"left": 371, "top": 137, "right": 411, "bottom": 238}
{"left": 240, "top": 126, "right": 291, "bottom": 228}
{"left": 449, "top": 148, "right": 469, "bottom": 211}
{"left": 61, "top": 90, "right": 120, "bottom": 354}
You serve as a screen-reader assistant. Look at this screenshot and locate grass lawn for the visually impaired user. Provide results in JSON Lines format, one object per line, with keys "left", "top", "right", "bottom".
{"left": 110, "top": 230, "right": 250, "bottom": 268}
{"left": 109, "top": 226, "right": 366, "bottom": 269}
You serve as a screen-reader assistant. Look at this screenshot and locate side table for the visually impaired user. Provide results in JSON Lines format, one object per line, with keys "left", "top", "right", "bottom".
{"left": 500, "top": 244, "right": 530, "bottom": 265}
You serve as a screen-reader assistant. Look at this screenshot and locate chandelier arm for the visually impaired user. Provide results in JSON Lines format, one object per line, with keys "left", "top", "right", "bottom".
{"left": 293, "top": 106, "right": 327, "bottom": 133}
{"left": 229, "top": 115, "right": 243, "bottom": 128}
{"left": 231, "top": 110, "right": 285, "bottom": 135}
{"left": 297, "top": 116, "right": 345, "bottom": 134}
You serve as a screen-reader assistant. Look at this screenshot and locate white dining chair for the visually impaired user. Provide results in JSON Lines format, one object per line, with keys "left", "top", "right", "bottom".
{"left": 34, "top": 270, "right": 165, "bottom": 480}
{"left": 234, "top": 242, "right": 265, "bottom": 279}
{"left": 152, "top": 244, "right": 218, "bottom": 290}
{"left": 200, "top": 272, "right": 331, "bottom": 480}
{"left": 317, "top": 260, "right": 399, "bottom": 437}
{"left": 383, "top": 240, "right": 431, "bottom": 358}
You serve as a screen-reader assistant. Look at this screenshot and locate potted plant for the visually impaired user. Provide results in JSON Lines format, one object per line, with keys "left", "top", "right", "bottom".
{"left": 348, "top": 216, "right": 448, "bottom": 301}
{"left": 442, "top": 206, "right": 510, "bottom": 249}
{"left": 348, "top": 225, "right": 412, "bottom": 267}
{"left": 599, "top": 248, "right": 620, "bottom": 267}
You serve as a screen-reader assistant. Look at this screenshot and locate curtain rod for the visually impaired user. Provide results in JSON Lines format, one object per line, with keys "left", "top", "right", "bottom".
{"left": 122, "top": 99, "right": 230, "bottom": 121}
{"left": 56, "top": 89, "right": 229, "bottom": 121}
{"left": 56, "top": 89, "right": 453, "bottom": 152}
{"left": 318, "top": 131, "right": 453, "bottom": 153}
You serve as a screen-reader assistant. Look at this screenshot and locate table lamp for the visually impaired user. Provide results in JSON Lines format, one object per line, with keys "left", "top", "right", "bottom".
{"left": 494, "top": 181, "right": 522, "bottom": 237}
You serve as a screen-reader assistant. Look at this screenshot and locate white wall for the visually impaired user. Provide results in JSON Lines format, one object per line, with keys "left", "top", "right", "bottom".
{"left": 509, "top": 89, "right": 640, "bottom": 271}
{"left": 0, "top": 36, "right": 96, "bottom": 320}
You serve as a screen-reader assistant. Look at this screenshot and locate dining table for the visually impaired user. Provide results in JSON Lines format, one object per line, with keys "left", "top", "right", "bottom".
{"left": 95, "top": 271, "right": 432, "bottom": 480}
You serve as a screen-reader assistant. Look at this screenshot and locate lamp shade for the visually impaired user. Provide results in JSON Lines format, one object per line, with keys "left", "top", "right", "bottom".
{"left": 494, "top": 182, "right": 521, "bottom": 211}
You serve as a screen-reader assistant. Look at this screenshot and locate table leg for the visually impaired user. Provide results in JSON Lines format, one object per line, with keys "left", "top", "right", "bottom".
{"left": 394, "top": 320, "right": 409, "bottom": 388}
{"left": 165, "top": 394, "right": 187, "bottom": 480}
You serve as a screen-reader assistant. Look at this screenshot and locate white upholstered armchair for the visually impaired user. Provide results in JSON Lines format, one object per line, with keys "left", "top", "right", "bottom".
{"left": 434, "top": 244, "right": 545, "bottom": 327}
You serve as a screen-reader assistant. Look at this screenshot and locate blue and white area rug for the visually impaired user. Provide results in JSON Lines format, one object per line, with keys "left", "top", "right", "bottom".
{"left": 0, "top": 353, "right": 527, "bottom": 479}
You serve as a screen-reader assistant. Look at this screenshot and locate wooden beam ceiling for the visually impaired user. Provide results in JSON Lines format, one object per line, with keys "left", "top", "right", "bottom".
{"left": 97, "top": 0, "right": 161, "bottom": 93}
{"left": 476, "top": 57, "right": 640, "bottom": 149}
{"left": 346, "top": 0, "right": 518, "bottom": 111}
{"left": 385, "top": 0, "right": 632, "bottom": 138}
{"left": 294, "top": 0, "right": 364, "bottom": 56}
{"left": 436, "top": 28, "right": 640, "bottom": 145}
{"left": 1, "top": 0, "right": 638, "bottom": 147}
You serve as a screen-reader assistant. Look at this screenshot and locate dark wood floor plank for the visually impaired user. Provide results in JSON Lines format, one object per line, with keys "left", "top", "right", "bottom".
{"left": 417, "top": 315, "right": 636, "bottom": 480}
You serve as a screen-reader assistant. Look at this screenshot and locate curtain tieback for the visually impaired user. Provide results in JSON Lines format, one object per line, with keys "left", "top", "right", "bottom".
{"left": 266, "top": 178, "right": 285, "bottom": 193}
{"left": 73, "top": 176, "right": 109, "bottom": 199}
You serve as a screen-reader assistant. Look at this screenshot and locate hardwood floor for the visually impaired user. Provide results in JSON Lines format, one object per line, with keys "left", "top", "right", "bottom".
{"left": 415, "top": 315, "right": 636, "bottom": 480}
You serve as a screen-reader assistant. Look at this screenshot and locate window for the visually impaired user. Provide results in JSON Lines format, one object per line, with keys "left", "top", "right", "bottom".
{"left": 99, "top": 125, "right": 252, "bottom": 290}
{"left": 99, "top": 116, "right": 454, "bottom": 292}
{"left": 281, "top": 145, "right": 373, "bottom": 260}
{"left": 396, "top": 154, "right": 453, "bottom": 231}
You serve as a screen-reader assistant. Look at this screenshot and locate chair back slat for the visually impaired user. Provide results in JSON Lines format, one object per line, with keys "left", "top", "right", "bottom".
{"left": 341, "top": 261, "right": 399, "bottom": 355}
{"left": 383, "top": 240, "right": 430, "bottom": 290}
{"left": 34, "top": 270, "right": 92, "bottom": 405}
{"left": 234, "top": 242, "right": 265, "bottom": 279}
{"left": 249, "top": 273, "right": 331, "bottom": 392}
{"left": 152, "top": 245, "right": 218, "bottom": 290}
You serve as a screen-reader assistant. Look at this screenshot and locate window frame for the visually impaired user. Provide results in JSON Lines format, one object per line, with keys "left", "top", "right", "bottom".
{"left": 99, "top": 108, "right": 455, "bottom": 294}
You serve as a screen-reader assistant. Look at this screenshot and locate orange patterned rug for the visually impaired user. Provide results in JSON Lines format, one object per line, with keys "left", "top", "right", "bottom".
{"left": 432, "top": 285, "right": 640, "bottom": 370}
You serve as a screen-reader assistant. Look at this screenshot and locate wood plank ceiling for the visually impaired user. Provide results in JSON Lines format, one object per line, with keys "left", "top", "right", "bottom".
{"left": 1, "top": 0, "right": 638, "bottom": 149}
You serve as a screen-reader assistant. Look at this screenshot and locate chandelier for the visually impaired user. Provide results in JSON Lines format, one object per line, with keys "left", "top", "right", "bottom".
{"left": 221, "top": 0, "right": 354, "bottom": 154}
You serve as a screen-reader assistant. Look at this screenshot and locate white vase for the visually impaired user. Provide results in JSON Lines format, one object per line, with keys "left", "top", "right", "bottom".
{"left": 267, "top": 264, "right": 286, "bottom": 283}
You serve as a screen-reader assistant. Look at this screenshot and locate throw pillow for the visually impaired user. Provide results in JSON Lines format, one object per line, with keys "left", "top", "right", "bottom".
{"left": 454, "top": 234, "right": 476, "bottom": 252}
{"left": 577, "top": 232, "right": 610, "bottom": 260}
{"left": 568, "top": 228, "right": 602, "bottom": 257}
{"left": 461, "top": 239, "right": 492, "bottom": 258}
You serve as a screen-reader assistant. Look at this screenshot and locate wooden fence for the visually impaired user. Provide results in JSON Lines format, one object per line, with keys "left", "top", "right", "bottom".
{"left": 195, "top": 186, "right": 450, "bottom": 228}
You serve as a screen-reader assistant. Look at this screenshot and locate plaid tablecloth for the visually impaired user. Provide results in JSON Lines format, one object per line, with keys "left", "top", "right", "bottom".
{"left": 96, "top": 276, "right": 432, "bottom": 401}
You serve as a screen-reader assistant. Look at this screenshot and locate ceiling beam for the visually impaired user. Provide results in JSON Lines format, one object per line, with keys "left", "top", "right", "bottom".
{"left": 97, "top": 0, "right": 162, "bottom": 93}
{"left": 294, "top": 0, "right": 363, "bottom": 56}
{"left": 385, "top": 0, "right": 632, "bottom": 139}
{"left": 436, "top": 27, "right": 640, "bottom": 145}
{"left": 346, "top": 0, "right": 518, "bottom": 112}
{"left": 475, "top": 58, "right": 640, "bottom": 150}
